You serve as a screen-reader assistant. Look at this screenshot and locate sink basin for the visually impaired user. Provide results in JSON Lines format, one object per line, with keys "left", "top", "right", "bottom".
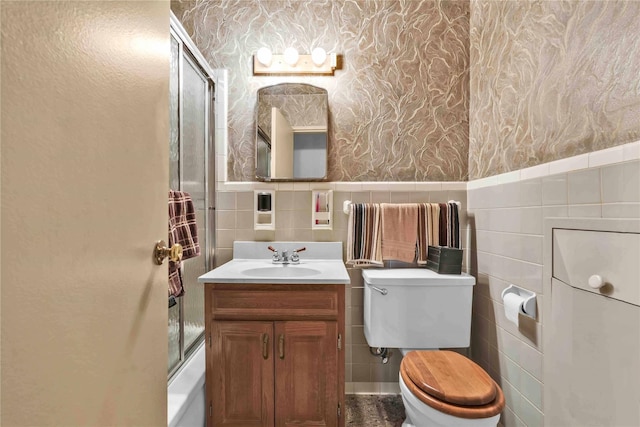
{"left": 198, "top": 242, "right": 350, "bottom": 284}
{"left": 242, "top": 266, "right": 322, "bottom": 278}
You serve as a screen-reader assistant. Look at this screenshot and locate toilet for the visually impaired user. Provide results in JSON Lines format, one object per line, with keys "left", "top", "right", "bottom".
{"left": 362, "top": 268, "right": 505, "bottom": 427}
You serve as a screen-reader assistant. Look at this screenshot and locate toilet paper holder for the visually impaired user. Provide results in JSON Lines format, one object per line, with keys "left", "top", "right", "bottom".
{"left": 501, "top": 284, "right": 537, "bottom": 320}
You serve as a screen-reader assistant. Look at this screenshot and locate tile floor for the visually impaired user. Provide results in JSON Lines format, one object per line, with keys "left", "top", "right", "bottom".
{"left": 345, "top": 394, "right": 406, "bottom": 426}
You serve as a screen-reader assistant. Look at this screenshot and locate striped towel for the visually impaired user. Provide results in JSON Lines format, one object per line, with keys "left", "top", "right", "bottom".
{"left": 417, "top": 204, "right": 430, "bottom": 264}
{"left": 346, "top": 203, "right": 383, "bottom": 267}
{"left": 439, "top": 203, "right": 448, "bottom": 246}
{"left": 168, "top": 190, "right": 201, "bottom": 297}
{"left": 436, "top": 202, "right": 461, "bottom": 249}
{"left": 417, "top": 203, "right": 443, "bottom": 264}
{"left": 446, "top": 201, "right": 461, "bottom": 248}
{"left": 430, "top": 203, "right": 440, "bottom": 247}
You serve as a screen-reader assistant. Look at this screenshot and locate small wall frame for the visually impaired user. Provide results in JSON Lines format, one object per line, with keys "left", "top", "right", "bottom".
{"left": 254, "top": 190, "right": 275, "bottom": 230}
{"left": 311, "top": 190, "right": 333, "bottom": 230}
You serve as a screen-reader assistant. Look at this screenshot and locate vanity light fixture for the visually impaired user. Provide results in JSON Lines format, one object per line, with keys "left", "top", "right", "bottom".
{"left": 311, "top": 47, "right": 327, "bottom": 66}
{"left": 253, "top": 47, "right": 338, "bottom": 75}
{"left": 256, "top": 47, "right": 273, "bottom": 66}
{"left": 283, "top": 47, "right": 299, "bottom": 66}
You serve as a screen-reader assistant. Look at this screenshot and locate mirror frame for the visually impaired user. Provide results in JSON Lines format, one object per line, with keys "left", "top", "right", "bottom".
{"left": 255, "top": 83, "right": 329, "bottom": 182}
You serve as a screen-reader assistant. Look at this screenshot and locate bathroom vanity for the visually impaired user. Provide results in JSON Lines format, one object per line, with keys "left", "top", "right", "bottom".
{"left": 199, "top": 242, "right": 350, "bottom": 427}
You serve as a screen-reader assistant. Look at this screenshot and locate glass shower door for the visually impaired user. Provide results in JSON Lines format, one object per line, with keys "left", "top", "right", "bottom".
{"left": 168, "top": 29, "right": 214, "bottom": 376}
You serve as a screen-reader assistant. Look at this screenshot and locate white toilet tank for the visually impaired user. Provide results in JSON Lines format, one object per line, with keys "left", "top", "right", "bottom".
{"left": 363, "top": 268, "right": 475, "bottom": 349}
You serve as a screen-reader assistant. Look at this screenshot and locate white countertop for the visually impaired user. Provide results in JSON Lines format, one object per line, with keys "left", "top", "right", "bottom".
{"left": 198, "top": 241, "right": 350, "bottom": 285}
{"left": 198, "top": 258, "right": 350, "bottom": 284}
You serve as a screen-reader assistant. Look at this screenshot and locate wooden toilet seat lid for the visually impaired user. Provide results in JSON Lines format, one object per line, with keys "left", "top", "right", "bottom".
{"left": 401, "top": 350, "right": 496, "bottom": 406}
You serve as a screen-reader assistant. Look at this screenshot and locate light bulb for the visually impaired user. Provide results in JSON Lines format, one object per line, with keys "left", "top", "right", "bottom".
{"left": 311, "top": 47, "right": 327, "bottom": 66}
{"left": 283, "top": 47, "right": 299, "bottom": 66}
{"left": 256, "top": 47, "right": 272, "bottom": 66}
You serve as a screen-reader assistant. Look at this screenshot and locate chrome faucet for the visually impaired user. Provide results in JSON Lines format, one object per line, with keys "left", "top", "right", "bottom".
{"left": 268, "top": 245, "right": 281, "bottom": 263}
{"left": 268, "top": 246, "right": 306, "bottom": 264}
{"left": 290, "top": 247, "right": 306, "bottom": 263}
{"left": 268, "top": 246, "right": 288, "bottom": 263}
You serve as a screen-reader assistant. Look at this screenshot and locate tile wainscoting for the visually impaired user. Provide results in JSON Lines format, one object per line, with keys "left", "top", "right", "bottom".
{"left": 212, "top": 138, "right": 639, "bottom": 413}
{"left": 214, "top": 186, "right": 469, "bottom": 394}
{"left": 467, "top": 140, "right": 640, "bottom": 427}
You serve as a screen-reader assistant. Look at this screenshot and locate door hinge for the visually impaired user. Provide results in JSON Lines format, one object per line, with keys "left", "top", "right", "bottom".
{"left": 337, "top": 333, "right": 342, "bottom": 350}
{"left": 208, "top": 333, "right": 212, "bottom": 347}
{"left": 337, "top": 403, "right": 341, "bottom": 418}
{"left": 209, "top": 402, "right": 212, "bottom": 417}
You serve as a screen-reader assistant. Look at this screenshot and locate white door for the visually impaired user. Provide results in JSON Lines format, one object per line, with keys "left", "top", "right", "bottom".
{"left": 270, "top": 107, "right": 294, "bottom": 178}
{"left": 1, "top": 2, "right": 170, "bottom": 425}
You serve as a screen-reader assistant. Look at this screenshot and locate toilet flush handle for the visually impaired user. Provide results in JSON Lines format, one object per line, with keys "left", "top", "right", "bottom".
{"left": 369, "top": 285, "right": 388, "bottom": 296}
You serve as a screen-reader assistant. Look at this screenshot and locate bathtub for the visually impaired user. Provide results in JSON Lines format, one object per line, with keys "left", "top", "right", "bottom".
{"left": 167, "top": 342, "right": 206, "bottom": 427}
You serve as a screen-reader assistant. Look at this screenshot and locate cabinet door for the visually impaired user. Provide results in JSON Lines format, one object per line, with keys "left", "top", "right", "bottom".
{"left": 211, "top": 321, "right": 274, "bottom": 427}
{"left": 275, "top": 321, "right": 338, "bottom": 427}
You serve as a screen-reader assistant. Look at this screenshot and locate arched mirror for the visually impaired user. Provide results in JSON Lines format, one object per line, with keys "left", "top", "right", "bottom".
{"left": 256, "top": 83, "right": 328, "bottom": 181}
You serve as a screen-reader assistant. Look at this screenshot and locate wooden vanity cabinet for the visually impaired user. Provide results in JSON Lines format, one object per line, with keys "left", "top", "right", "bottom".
{"left": 205, "top": 283, "right": 345, "bottom": 427}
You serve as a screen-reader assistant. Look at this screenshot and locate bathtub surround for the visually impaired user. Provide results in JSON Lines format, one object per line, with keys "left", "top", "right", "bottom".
{"left": 171, "top": 0, "right": 470, "bottom": 182}
{"left": 469, "top": 0, "right": 640, "bottom": 180}
{"left": 168, "top": 343, "right": 206, "bottom": 427}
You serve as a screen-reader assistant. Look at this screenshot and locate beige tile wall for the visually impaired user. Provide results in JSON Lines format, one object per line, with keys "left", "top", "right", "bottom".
{"left": 468, "top": 159, "right": 640, "bottom": 426}
{"left": 215, "top": 188, "right": 469, "bottom": 392}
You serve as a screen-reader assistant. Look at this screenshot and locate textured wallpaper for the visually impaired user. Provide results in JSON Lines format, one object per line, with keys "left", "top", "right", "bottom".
{"left": 469, "top": 0, "right": 640, "bottom": 180}
{"left": 172, "top": 0, "right": 470, "bottom": 182}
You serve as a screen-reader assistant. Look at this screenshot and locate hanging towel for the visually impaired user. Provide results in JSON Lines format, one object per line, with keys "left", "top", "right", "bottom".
{"left": 429, "top": 203, "right": 440, "bottom": 248}
{"left": 346, "top": 203, "right": 383, "bottom": 267}
{"left": 445, "top": 202, "right": 452, "bottom": 247}
{"left": 417, "top": 203, "right": 431, "bottom": 265}
{"left": 447, "top": 201, "right": 460, "bottom": 248}
{"left": 439, "top": 203, "right": 448, "bottom": 246}
{"left": 380, "top": 203, "right": 418, "bottom": 263}
{"left": 168, "top": 190, "right": 201, "bottom": 297}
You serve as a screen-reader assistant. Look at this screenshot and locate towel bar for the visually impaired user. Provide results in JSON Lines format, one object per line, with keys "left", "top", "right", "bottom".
{"left": 342, "top": 200, "right": 461, "bottom": 214}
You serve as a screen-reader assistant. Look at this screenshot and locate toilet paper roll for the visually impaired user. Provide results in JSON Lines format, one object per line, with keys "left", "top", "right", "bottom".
{"left": 503, "top": 292, "right": 524, "bottom": 327}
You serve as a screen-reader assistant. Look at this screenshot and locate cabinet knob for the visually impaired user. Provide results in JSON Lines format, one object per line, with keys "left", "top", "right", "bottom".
{"left": 588, "top": 274, "right": 604, "bottom": 289}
